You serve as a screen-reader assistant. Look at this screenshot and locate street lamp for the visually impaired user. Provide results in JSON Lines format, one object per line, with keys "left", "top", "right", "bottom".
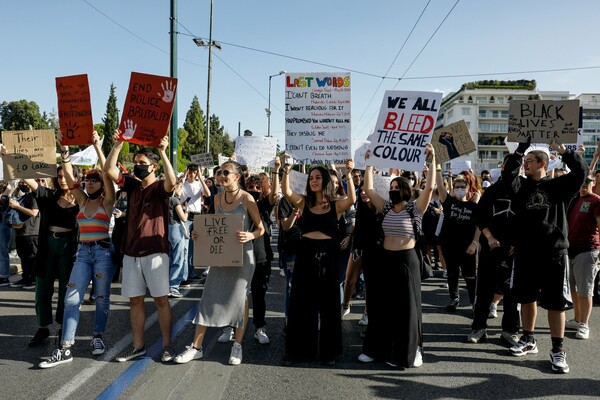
{"left": 267, "top": 70, "right": 286, "bottom": 137}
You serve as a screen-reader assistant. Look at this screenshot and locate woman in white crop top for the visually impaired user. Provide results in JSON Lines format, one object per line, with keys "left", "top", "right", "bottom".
{"left": 357, "top": 143, "right": 435, "bottom": 369}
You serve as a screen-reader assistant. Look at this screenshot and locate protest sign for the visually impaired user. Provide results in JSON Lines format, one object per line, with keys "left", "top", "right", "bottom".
{"left": 70, "top": 136, "right": 104, "bottom": 166}
{"left": 218, "top": 154, "right": 229, "bottom": 166}
{"left": 2, "top": 130, "right": 57, "bottom": 179}
{"left": 190, "top": 153, "right": 215, "bottom": 167}
{"left": 288, "top": 170, "right": 308, "bottom": 196}
{"left": 56, "top": 74, "right": 94, "bottom": 145}
{"left": 507, "top": 100, "right": 579, "bottom": 144}
{"left": 234, "top": 136, "right": 278, "bottom": 167}
{"left": 0, "top": 158, "right": 4, "bottom": 180}
{"left": 352, "top": 139, "right": 370, "bottom": 171}
{"left": 193, "top": 214, "right": 244, "bottom": 267}
{"left": 119, "top": 72, "right": 178, "bottom": 147}
{"left": 450, "top": 159, "right": 472, "bottom": 174}
{"left": 285, "top": 72, "right": 351, "bottom": 164}
{"left": 368, "top": 90, "right": 442, "bottom": 171}
{"left": 431, "top": 120, "right": 475, "bottom": 164}
{"left": 490, "top": 168, "right": 501, "bottom": 183}
{"left": 373, "top": 174, "right": 393, "bottom": 199}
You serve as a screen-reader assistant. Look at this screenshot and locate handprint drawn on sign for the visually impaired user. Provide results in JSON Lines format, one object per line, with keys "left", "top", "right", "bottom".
{"left": 122, "top": 119, "right": 137, "bottom": 140}
{"left": 65, "top": 121, "right": 79, "bottom": 140}
{"left": 157, "top": 80, "right": 176, "bottom": 103}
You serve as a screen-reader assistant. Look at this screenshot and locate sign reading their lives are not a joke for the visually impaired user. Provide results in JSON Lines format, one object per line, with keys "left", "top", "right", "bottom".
{"left": 55, "top": 74, "right": 94, "bottom": 146}
{"left": 2, "top": 129, "right": 57, "bottom": 179}
{"left": 118, "top": 72, "right": 178, "bottom": 147}
{"left": 193, "top": 214, "right": 244, "bottom": 267}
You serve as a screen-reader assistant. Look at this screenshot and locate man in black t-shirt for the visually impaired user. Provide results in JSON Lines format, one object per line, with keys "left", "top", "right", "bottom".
{"left": 9, "top": 182, "right": 40, "bottom": 289}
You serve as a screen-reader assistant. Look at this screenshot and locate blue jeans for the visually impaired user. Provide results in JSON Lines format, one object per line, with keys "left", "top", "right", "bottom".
{"left": 62, "top": 243, "right": 115, "bottom": 345}
{"left": 0, "top": 222, "right": 12, "bottom": 278}
{"left": 169, "top": 223, "right": 189, "bottom": 289}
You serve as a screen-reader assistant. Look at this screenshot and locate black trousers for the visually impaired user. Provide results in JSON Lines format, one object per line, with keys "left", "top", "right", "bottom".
{"left": 16, "top": 235, "right": 38, "bottom": 282}
{"left": 442, "top": 245, "right": 476, "bottom": 304}
{"left": 251, "top": 261, "right": 271, "bottom": 329}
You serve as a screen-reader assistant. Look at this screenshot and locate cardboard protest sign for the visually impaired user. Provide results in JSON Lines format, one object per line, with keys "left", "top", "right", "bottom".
{"left": 2, "top": 130, "right": 57, "bottom": 179}
{"left": 285, "top": 72, "right": 351, "bottom": 164}
{"left": 190, "top": 153, "right": 214, "bottom": 167}
{"left": 193, "top": 214, "right": 244, "bottom": 267}
{"left": 352, "top": 139, "right": 370, "bottom": 171}
{"left": 373, "top": 174, "right": 393, "bottom": 199}
{"left": 507, "top": 100, "right": 579, "bottom": 144}
{"left": 368, "top": 90, "right": 442, "bottom": 171}
{"left": 119, "top": 72, "right": 178, "bottom": 147}
{"left": 288, "top": 170, "right": 307, "bottom": 196}
{"left": 55, "top": 74, "right": 94, "bottom": 145}
{"left": 234, "top": 136, "right": 278, "bottom": 167}
{"left": 432, "top": 120, "right": 475, "bottom": 164}
{"left": 450, "top": 159, "right": 472, "bottom": 174}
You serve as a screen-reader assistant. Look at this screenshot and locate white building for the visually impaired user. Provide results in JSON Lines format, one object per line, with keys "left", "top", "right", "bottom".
{"left": 578, "top": 94, "right": 600, "bottom": 168}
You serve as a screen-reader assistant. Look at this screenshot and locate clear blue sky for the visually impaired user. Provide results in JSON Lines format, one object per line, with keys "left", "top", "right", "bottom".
{"left": 2, "top": 0, "right": 599, "bottom": 150}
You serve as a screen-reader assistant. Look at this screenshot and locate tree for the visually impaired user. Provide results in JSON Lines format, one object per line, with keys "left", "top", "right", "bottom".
{"left": 0, "top": 100, "right": 48, "bottom": 131}
{"left": 102, "top": 83, "right": 119, "bottom": 156}
{"left": 182, "top": 96, "right": 205, "bottom": 160}
{"left": 177, "top": 127, "right": 190, "bottom": 171}
{"left": 208, "top": 114, "right": 234, "bottom": 163}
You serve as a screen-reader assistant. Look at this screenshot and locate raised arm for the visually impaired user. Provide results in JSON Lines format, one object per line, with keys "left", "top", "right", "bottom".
{"left": 104, "top": 130, "right": 124, "bottom": 183}
{"left": 281, "top": 161, "right": 305, "bottom": 210}
{"left": 92, "top": 131, "right": 107, "bottom": 169}
{"left": 436, "top": 169, "right": 449, "bottom": 203}
{"left": 415, "top": 143, "right": 436, "bottom": 213}
{"left": 157, "top": 135, "right": 176, "bottom": 193}
{"left": 363, "top": 165, "right": 386, "bottom": 212}
{"left": 336, "top": 159, "right": 357, "bottom": 214}
{"left": 269, "top": 156, "right": 281, "bottom": 205}
{"left": 58, "top": 140, "right": 86, "bottom": 206}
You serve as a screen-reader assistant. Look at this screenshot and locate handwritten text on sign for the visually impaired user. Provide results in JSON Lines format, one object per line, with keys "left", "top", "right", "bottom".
{"left": 234, "top": 136, "right": 278, "bottom": 167}
{"left": 55, "top": 74, "right": 93, "bottom": 145}
{"left": 193, "top": 214, "right": 243, "bottom": 267}
{"left": 2, "top": 130, "right": 57, "bottom": 179}
{"left": 285, "top": 72, "right": 351, "bottom": 164}
{"left": 432, "top": 120, "right": 475, "bottom": 164}
{"left": 368, "top": 90, "right": 442, "bottom": 171}
{"left": 119, "top": 72, "right": 178, "bottom": 147}
{"left": 190, "top": 153, "right": 215, "bottom": 167}
{"left": 507, "top": 100, "right": 580, "bottom": 144}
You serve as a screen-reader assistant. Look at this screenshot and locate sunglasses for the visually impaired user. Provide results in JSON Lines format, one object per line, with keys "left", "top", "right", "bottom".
{"left": 221, "top": 170, "right": 235, "bottom": 177}
{"left": 84, "top": 178, "right": 101, "bottom": 184}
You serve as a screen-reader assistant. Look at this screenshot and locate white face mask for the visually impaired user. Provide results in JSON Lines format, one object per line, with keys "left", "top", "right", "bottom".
{"left": 454, "top": 188, "right": 467, "bottom": 199}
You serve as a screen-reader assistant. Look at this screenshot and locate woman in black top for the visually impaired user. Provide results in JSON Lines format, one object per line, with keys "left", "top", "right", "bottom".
{"left": 281, "top": 159, "right": 356, "bottom": 365}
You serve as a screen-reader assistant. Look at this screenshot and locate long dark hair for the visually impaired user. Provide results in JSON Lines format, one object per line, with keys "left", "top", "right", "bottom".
{"left": 53, "top": 165, "right": 80, "bottom": 194}
{"left": 221, "top": 161, "right": 246, "bottom": 190}
{"left": 305, "top": 166, "right": 335, "bottom": 208}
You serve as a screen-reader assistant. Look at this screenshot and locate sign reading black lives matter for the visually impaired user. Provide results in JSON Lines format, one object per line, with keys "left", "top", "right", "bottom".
{"left": 368, "top": 90, "right": 442, "bottom": 171}
{"left": 285, "top": 72, "right": 351, "bottom": 164}
{"left": 508, "top": 100, "right": 580, "bottom": 144}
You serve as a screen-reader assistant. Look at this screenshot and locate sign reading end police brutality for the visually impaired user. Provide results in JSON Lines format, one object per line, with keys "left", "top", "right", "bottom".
{"left": 2, "top": 130, "right": 57, "bottom": 179}
{"left": 508, "top": 100, "right": 580, "bottom": 144}
{"left": 119, "top": 72, "right": 178, "bottom": 147}
{"left": 368, "top": 91, "right": 442, "bottom": 171}
{"left": 285, "top": 72, "right": 351, "bottom": 164}
{"left": 193, "top": 214, "right": 244, "bottom": 267}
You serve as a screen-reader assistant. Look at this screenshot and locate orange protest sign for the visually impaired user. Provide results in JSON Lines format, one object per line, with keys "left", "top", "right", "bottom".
{"left": 55, "top": 74, "right": 93, "bottom": 145}
{"left": 119, "top": 72, "right": 178, "bottom": 147}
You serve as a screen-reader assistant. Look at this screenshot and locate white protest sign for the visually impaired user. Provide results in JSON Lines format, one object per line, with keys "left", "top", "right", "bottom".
{"left": 352, "top": 139, "right": 370, "bottom": 171}
{"left": 218, "top": 154, "right": 229, "bottom": 166}
{"left": 450, "top": 159, "right": 472, "bottom": 173}
{"left": 368, "top": 90, "right": 442, "bottom": 171}
{"left": 234, "top": 136, "right": 278, "bottom": 167}
{"left": 490, "top": 168, "right": 501, "bottom": 183}
{"left": 285, "top": 72, "right": 351, "bottom": 164}
{"left": 190, "top": 153, "right": 214, "bottom": 167}
{"left": 373, "top": 174, "right": 393, "bottom": 199}
{"left": 288, "top": 170, "right": 307, "bottom": 196}
{"left": 547, "top": 156, "right": 562, "bottom": 172}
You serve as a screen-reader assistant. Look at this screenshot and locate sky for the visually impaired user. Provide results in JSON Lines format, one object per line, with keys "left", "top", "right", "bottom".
{"left": 2, "top": 0, "right": 599, "bottom": 152}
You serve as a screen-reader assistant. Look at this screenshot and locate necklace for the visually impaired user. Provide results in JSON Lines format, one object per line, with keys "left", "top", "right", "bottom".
{"left": 224, "top": 187, "right": 240, "bottom": 204}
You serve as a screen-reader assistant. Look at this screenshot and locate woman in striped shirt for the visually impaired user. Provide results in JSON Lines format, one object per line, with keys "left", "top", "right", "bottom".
{"left": 39, "top": 131, "right": 116, "bottom": 368}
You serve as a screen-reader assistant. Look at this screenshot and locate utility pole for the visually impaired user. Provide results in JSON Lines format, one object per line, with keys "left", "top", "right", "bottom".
{"left": 205, "top": 0, "right": 214, "bottom": 154}
{"left": 169, "top": 0, "right": 178, "bottom": 169}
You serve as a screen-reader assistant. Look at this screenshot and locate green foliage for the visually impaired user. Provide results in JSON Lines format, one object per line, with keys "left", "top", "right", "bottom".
{"left": 208, "top": 114, "right": 234, "bottom": 164}
{"left": 181, "top": 96, "right": 206, "bottom": 160}
{"left": 461, "top": 79, "right": 537, "bottom": 90}
{"left": 0, "top": 100, "right": 49, "bottom": 131}
{"left": 102, "top": 83, "right": 119, "bottom": 156}
{"left": 177, "top": 127, "right": 190, "bottom": 171}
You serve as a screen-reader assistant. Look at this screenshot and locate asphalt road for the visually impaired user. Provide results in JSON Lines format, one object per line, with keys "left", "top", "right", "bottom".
{"left": 1, "top": 247, "right": 600, "bottom": 400}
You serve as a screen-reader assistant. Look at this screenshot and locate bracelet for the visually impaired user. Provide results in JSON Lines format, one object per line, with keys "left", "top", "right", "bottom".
{"left": 61, "top": 158, "right": 71, "bottom": 163}
{"left": 472, "top": 240, "right": 478, "bottom": 245}
{"left": 68, "top": 183, "right": 80, "bottom": 190}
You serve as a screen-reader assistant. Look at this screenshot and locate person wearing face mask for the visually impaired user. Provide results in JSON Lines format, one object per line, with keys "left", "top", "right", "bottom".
{"left": 38, "top": 131, "right": 116, "bottom": 368}
{"left": 7, "top": 180, "right": 40, "bottom": 289}
{"left": 357, "top": 144, "right": 435, "bottom": 368}
{"left": 436, "top": 171, "right": 480, "bottom": 312}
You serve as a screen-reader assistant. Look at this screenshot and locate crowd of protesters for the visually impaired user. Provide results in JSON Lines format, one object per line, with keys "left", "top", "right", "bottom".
{"left": 1, "top": 128, "right": 599, "bottom": 375}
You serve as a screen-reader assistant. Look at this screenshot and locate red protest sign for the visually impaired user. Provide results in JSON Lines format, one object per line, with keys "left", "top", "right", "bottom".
{"left": 55, "top": 74, "right": 94, "bottom": 145}
{"left": 119, "top": 72, "right": 178, "bottom": 147}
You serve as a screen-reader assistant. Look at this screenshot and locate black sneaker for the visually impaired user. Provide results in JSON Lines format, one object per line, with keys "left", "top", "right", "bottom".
{"left": 446, "top": 298, "right": 459, "bottom": 312}
{"left": 116, "top": 346, "right": 146, "bottom": 362}
{"left": 28, "top": 328, "right": 50, "bottom": 347}
{"left": 0, "top": 278, "right": 9, "bottom": 287}
{"left": 22, "top": 281, "right": 36, "bottom": 290}
{"left": 38, "top": 347, "right": 73, "bottom": 368}
{"left": 10, "top": 278, "right": 26, "bottom": 288}
{"left": 179, "top": 280, "right": 192, "bottom": 288}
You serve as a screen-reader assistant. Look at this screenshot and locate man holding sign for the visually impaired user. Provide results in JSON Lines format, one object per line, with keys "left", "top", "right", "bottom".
{"left": 104, "top": 129, "right": 177, "bottom": 363}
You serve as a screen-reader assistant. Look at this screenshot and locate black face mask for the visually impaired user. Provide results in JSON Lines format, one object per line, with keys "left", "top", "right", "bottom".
{"left": 249, "top": 191, "right": 260, "bottom": 201}
{"left": 134, "top": 164, "right": 152, "bottom": 180}
{"left": 87, "top": 189, "right": 102, "bottom": 200}
{"left": 18, "top": 184, "right": 30, "bottom": 193}
{"left": 389, "top": 190, "right": 403, "bottom": 205}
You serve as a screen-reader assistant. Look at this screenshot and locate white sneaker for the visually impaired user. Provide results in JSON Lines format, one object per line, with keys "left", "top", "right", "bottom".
{"left": 488, "top": 303, "right": 498, "bottom": 319}
{"left": 218, "top": 327, "right": 234, "bottom": 343}
{"left": 358, "top": 353, "right": 374, "bottom": 363}
{"left": 174, "top": 344, "right": 203, "bottom": 364}
{"left": 467, "top": 328, "right": 487, "bottom": 343}
{"left": 575, "top": 323, "right": 590, "bottom": 340}
{"left": 501, "top": 331, "right": 520, "bottom": 346}
{"left": 279, "top": 269, "right": 285, "bottom": 277}
{"left": 549, "top": 350, "right": 569, "bottom": 373}
{"left": 412, "top": 347, "right": 423, "bottom": 367}
{"left": 90, "top": 337, "right": 106, "bottom": 356}
{"left": 358, "top": 313, "right": 368, "bottom": 326}
{"left": 565, "top": 319, "right": 580, "bottom": 330}
{"left": 229, "top": 343, "right": 242, "bottom": 365}
{"left": 341, "top": 305, "right": 350, "bottom": 317}
{"left": 254, "top": 327, "right": 270, "bottom": 344}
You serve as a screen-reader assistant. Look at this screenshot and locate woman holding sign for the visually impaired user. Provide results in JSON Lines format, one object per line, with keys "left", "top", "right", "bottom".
{"left": 175, "top": 161, "right": 264, "bottom": 366}
{"left": 357, "top": 143, "right": 435, "bottom": 368}
{"left": 281, "top": 158, "right": 356, "bottom": 366}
